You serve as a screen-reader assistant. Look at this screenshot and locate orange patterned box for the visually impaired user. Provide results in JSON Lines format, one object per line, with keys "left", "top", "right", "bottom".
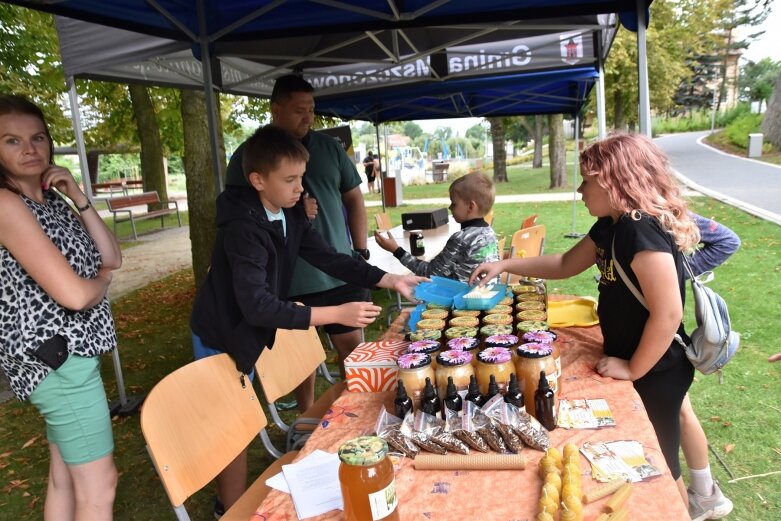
{"left": 345, "top": 341, "right": 409, "bottom": 393}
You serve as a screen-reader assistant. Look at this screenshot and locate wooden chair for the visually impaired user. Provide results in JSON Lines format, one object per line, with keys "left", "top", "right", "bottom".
{"left": 374, "top": 212, "right": 393, "bottom": 231}
{"left": 256, "top": 326, "right": 347, "bottom": 455}
{"left": 520, "top": 213, "right": 538, "bottom": 230}
{"left": 496, "top": 234, "right": 506, "bottom": 260}
{"left": 140, "top": 353, "right": 297, "bottom": 521}
{"left": 506, "top": 224, "right": 546, "bottom": 284}
{"left": 484, "top": 209, "right": 495, "bottom": 226}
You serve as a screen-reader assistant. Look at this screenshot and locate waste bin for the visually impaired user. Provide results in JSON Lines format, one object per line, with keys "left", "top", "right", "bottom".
{"left": 383, "top": 176, "right": 403, "bottom": 207}
{"left": 748, "top": 133, "right": 763, "bottom": 158}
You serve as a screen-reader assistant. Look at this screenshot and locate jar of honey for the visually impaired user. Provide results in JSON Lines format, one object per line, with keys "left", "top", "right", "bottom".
{"left": 338, "top": 436, "right": 399, "bottom": 521}
{"left": 397, "top": 353, "right": 435, "bottom": 409}
{"left": 475, "top": 347, "right": 514, "bottom": 395}
{"left": 514, "top": 342, "right": 558, "bottom": 413}
{"left": 521, "top": 330, "right": 560, "bottom": 379}
{"left": 445, "top": 337, "right": 480, "bottom": 366}
{"left": 435, "top": 350, "right": 474, "bottom": 399}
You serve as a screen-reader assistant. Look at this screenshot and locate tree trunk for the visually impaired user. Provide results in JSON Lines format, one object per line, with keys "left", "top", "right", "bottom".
{"left": 489, "top": 117, "right": 507, "bottom": 183}
{"left": 614, "top": 89, "right": 624, "bottom": 130}
{"left": 181, "top": 89, "right": 218, "bottom": 289}
{"left": 761, "top": 73, "right": 781, "bottom": 149}
{"left": 128, "top": 84, "right": 167, "bottom": 210}
{"left": 533, "top": 115, "right": 544, "bottom": 168}
{"left": 548, "top": 114, "right": 566, "bottom": 188}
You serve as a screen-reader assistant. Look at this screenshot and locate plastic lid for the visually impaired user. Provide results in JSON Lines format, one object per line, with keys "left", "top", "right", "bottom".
{"left": 516, "top": 320, "right": 549, "bottom": 333}
{"left": 409, "top": 329, "right": 441, "bottom": 341}
{"left": 516, "top": 342, "right": 553, "bottom": 359}
{"left": 338, "top": 436, "right": 389, "bottom": 466}
{"left": 446, "top": 337, "right": 480, "bottom": 351}
{"left": 436, "top": 349, "right": 473, "bottom": 366}
{"left": 478, "top": 347, "right": 512, "bottom": 364}
{"left": 414, "top": 276, "right": 468, "bottom": 307}
{"left": 397, "top": 352, "right": 432, "bottom": 369}
{"left": 407, "top": 340, "right": 440, "bottom": 354}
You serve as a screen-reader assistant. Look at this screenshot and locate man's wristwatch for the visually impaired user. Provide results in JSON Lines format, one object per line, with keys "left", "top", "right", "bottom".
{"left": 355, "top": 248, "right": 371, "bottom": 260}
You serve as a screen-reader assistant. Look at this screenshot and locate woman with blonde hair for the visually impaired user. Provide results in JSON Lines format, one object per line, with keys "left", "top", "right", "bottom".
{"left": 471, "top": 133, "right": 700, "bottom": 507}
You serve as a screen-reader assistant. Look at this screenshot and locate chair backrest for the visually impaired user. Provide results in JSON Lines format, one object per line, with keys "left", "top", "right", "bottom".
{"left": 496, "top": 235, "right": 506, "bottom": 260}
{"left": 520, "top": 214, "right": 539, "bottom": 230}
{"left": 484, "top": 209, "right": 495, "bottom": 226}
{"left": 140, "top": 354, "right": 267, "bottom": 510}
{"left": 256, "top": 327, "right": 327, "bottom": 403}
{"left": 507, "top": 224, "right": 546, "bottom": 284}
{"left": 374, "top": 212, "right": 393, "bottom": 231}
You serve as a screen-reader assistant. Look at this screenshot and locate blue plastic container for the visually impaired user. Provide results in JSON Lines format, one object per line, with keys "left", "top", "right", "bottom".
{"left": 453, "top": 283, "right": 508, "bottom": 310}
{"left": 413, "top": 276, "right": 508, "bottom": 311}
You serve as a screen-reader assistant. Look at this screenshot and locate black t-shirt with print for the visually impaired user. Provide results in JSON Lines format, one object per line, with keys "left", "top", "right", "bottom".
{"left": 588, "top": 214, "right": 688, "bottom": 373}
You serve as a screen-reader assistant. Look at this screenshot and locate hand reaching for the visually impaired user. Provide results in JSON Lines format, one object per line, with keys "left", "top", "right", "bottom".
{"left": 769, "top": 353, "right": 781, "bottom": 363}
{"left": 381, "top": 273, "right": 428, "bottom": 302}
{"left": 469, "top": 260, "right": 506, "bottom": 285}
{"left": 373, "top": 230, "right": 398, "bottom": 252}
{"left": 334, "top": 301, "right": 382, "bottom": 328}
{"left": 595, "top": 356, "right": 632, "bottom": 380}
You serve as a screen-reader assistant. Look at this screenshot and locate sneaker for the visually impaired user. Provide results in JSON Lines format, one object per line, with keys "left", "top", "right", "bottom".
{"left": 688, "top": 482, "right": 733, "bottom": 520}
{"left": 213, "top": 496, "right": 225, "bottom": 520}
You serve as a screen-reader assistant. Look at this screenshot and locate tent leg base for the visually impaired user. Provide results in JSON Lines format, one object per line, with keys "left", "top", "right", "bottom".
{"left": 109, "top": 394, "right": 146, "bottom": 417}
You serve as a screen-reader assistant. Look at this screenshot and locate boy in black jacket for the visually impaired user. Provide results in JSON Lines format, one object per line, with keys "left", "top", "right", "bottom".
{"left": 190, "top": 125, "right": 424, "bottom": 512}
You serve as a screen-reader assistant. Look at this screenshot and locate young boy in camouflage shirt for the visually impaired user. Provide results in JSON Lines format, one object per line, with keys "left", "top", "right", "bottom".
{"left": 374, "top": 171, "right": 499, "bottom": 283}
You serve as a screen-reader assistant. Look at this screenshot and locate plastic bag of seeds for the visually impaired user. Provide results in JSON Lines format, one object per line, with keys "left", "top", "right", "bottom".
{"left": 374, "top": 407, "right": 419, "bottom": 459}
{"left": 411, "top": 410, "right": 447, "bottom": 454}
{"left": 512, "top": 406, "right": 551, "bottom": 452}
{"left": 449, "top": 401, "right": 490, "bottom": 452}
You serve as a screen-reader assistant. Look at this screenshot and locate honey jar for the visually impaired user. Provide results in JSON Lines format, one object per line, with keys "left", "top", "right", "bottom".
{"left": 338, "top": 436, "right": 399, "bottom": 521}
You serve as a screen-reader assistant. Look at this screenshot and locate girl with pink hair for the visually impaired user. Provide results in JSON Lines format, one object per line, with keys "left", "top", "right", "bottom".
{"left": 471, "top": 133, "right": 728, "bottom": 516}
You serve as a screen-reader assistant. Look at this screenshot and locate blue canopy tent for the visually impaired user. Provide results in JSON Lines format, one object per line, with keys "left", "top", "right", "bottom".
{"left": 9, "top": 0, "right": 652, "bottom": 198}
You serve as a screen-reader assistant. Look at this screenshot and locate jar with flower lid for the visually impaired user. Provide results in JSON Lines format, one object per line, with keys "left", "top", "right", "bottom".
{"left": 397, "top": 352, "right": 435, "bottom": 409}
{"left": 435, "top": 350, "right": 474, "bottom": 399}
{"left": 522, "top": 330, "right": 560, "bottom": 379}
{"left": 407, "top": 339, "right": 441, "bottom": 369}
{"left": 475, "top": 347, "right": 514, "bottom": 395}
{"left": 445, "top": 337, "right": 480, "bottom": 366}
{"left": 514, "top": 342, "right": 558, "bottom": 413}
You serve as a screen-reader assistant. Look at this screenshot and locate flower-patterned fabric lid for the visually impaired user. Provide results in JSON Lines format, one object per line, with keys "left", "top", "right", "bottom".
{"left": 436, "top": 349, "right": 473, "bottom": 367}
{"left": 407, "top": 340, "right": 440, "bottom": 354}
{"left": 338, "top": 436, "right": 388, "bottom": 466}
{"left": 478, "top": 347, "right": 512, "bottom": 364}
{"left": 397, "top": 352, "right": 432, "bottom": 369}
{"left": 484, "top": 334, "right": 519, "bottom": 348}
{"left": 522, "top": 330, "right": 557, "bottom": 344}
{"left": 516, "top": 342, "right": 553, "bottom": 359}
{"left": 446, "top": 337, "right": 480, "bottom": 351}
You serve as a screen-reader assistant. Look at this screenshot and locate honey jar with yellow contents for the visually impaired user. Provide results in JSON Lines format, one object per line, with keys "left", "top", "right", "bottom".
{"left": 475, "top": 347, "right": 514, "bottom": 395}
{"left": 338, "top": 436, "right": 399, "bottom": 521}
{"left": 396, "top": 352, "right": 435, "bottom": 409}
{"left": 514, "top": 342, "right": 558, "bottom": 413}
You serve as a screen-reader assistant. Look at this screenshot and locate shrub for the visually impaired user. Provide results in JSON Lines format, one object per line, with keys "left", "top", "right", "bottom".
{"left": 725, "top": 113, "right": 763, "bottom": 149}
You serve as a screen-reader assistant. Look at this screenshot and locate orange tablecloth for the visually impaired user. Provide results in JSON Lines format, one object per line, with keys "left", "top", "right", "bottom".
{"left": 252, "top": 307, "right": 690, "bottom": 520}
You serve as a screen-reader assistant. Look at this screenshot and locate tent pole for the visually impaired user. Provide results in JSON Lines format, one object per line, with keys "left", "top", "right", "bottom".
{"left": 67, "top": 79, "right": 94, "bottom": 202}
{"left": 596, "top": 34, "right": 607, "bottom": 139}
{"left": 636, "top": 0, "right": 651, "bottom": 137}
{"left": 197, "top": 0, "right": 224, "bottom": 194}
{"left": 565, "top": 114, "right": 584, "bottom": 239}
{"left": 376, "top": 123, "right": 385, "bottom": 212}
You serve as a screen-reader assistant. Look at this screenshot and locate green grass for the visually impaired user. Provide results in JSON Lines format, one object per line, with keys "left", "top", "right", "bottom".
{"left": 0, "top": 198, "right": 779, "bottom": 519}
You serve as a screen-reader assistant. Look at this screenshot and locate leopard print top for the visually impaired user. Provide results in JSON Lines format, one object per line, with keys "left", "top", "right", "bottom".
{"left": 0, "top": 190, "right": 116, "bottom": 400}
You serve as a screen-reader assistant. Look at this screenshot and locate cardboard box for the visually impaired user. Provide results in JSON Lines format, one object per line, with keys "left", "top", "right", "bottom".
{"left": 345, "top": 341, "right": 409, "bottom": 392}
{"left": 401, "top": 208, "right": 449, "bottom": 230}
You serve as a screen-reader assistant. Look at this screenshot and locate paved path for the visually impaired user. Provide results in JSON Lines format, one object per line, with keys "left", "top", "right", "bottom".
{"left": 656, "top": 131, "right": 781, "bottom": 225}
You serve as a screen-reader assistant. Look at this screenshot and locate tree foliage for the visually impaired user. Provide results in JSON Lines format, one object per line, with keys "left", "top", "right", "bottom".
{"left": 740, "top": 58, "right": 781, "bottom": 104}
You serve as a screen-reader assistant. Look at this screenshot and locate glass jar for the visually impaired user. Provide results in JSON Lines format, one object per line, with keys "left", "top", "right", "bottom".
{"left": 521, "top": 330, "right": 560, "bottom": 379}
{"left": 408, "top": 329, "right": 442, "bottom": 343}
{"left": 445, "top": 337, "right": 480, "bottom": 366}
{"left": 514, "top": 342, "right": 558, "bottom": 413}
{"left": 435, "top": 350, "right": 474, "bottom": 399}
{"left": 338, "top": 436, "right": 399, "bottom": 521}
{"left": 407, "top": 340, "right": 441, "bottom": 370}
{"left": 475, "top": 347, "right": 514, "bottom": 395}
{"left": 479, "top": 324, "right": 514, "bottom": 340}
{"left": 397, "top": 352, "right": 435, "bottom": 409}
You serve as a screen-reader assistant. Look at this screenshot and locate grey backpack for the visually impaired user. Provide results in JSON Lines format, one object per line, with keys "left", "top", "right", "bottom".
{"left": 611, "top": 240, "right": 739, "bottom": 378}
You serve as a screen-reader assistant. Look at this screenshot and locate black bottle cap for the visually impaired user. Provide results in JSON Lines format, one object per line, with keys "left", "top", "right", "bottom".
{"left": 488, "top": 374, "right": 499, "bottom": 396}
{"left": 508, "top": 373, "right": 521, "bottom": 394}
{"left": 396, "top": 379, "right": 408, "bottom": 399}
{"left": 423, "top": 376, "right": 437, "bottom": 399}
{"left": 446, "top": 376, "right": 457, "bottom": 398}
{"left": 538, "top": 370, "right": 549, "bottom": 390}
{"left": 467, "top": 374, "right": 480, "bottom": 395}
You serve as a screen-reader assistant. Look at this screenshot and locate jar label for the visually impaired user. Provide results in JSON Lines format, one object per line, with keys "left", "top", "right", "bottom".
{"left": 368, "top": 478, "right": 398, "bottom": 520}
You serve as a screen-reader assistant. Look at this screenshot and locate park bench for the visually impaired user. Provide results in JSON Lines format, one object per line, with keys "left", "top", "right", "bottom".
{"left": 429, "top": 161, "right": 450, "bottom": 183}
{"left": 92, "top": 179, "right": 128, "bottom": 197}
{"left": 106, "top": 191, "right": 181, "bottom": 240}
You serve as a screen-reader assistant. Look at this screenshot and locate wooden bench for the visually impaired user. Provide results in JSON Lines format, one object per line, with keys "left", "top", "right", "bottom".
{"left": 92, "top": 180, "right": 128, "bottom": 197}
{"left": 106, "top": 191, "right": 181, "bottom": 240}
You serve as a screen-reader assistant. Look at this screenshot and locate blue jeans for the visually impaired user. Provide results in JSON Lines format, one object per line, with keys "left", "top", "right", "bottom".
{"left": 191, "top": 331, "right": 255, "bottom": 381}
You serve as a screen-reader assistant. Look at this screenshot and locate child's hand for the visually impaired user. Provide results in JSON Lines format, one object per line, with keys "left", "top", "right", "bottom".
{"left": 769, "top": 353, "right": 781, "bottom": 363}
{"left": 373, "top": 230, "right": 398, "bottom": 252}
{"left": 469, "top": 260, "right": 505, "bottom": 285}
{"left": 335, "top": 301, "right": 382, "bottom": 328}
{"left": 379, "top": 273, "right": 429, "bottom": 301}
{"left": 303, "top": 193, "right": 318, "bottom": 220}
{"left": 595, "top": 356, "right": 632, "bottom": 380}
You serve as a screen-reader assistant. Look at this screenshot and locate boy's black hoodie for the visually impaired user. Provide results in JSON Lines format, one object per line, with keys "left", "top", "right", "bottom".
{"left": 190, "top": 186, "right": 385, "bottom": 374}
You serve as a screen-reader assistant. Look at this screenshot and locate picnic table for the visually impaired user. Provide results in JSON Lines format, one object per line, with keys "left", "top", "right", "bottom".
{"left": 251, "top": 309, "right": 691, "bottom": 520}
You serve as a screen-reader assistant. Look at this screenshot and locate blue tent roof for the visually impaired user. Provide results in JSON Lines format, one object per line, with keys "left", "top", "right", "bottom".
{"left": 9, "top": 1, "right": 651, "bottom": 41}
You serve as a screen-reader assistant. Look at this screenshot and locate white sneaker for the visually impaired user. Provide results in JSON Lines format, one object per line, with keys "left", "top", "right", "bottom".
{"left": 688, "top": 482, "right": 733, "bottom": 520}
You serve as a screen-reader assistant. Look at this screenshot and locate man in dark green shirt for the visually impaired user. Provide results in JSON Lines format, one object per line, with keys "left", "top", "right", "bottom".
{"left": 225, "top": 75, "right": 370, "bottom": 408}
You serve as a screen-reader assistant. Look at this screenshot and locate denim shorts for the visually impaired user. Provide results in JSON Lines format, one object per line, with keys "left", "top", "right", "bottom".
{"left": 192, "top": 331, "right": 254, "bottom": 381}
{"left": 29, "top": 355, "right": 114, "bottom": 465}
